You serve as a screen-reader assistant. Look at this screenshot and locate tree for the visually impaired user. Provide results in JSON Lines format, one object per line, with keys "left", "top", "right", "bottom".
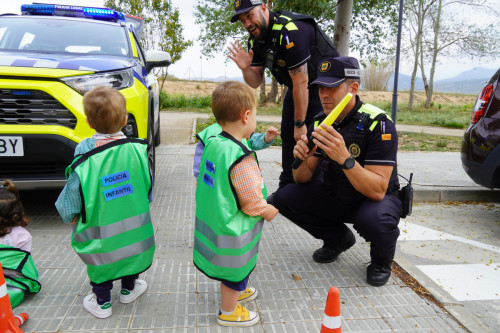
{"left": 404, "top": 0, "right": 500, "bottom": 108}
{"left": 193, "top": 0, "right": 399, "bottom": 104}
{"left": 105, "top": 0, "right": 193, "bottom": 88}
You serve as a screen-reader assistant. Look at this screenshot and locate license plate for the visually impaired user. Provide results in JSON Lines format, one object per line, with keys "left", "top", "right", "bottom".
{"left": 0, "top": 136, "right": 24, "bottom": 156}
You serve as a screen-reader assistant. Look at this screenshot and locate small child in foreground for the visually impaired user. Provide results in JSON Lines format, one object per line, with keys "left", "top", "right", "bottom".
{"left": 55, "top": 86, "right": 155, "bottom": 319}
{"left": 193, "top": 122, "right": 279, "bottom": 178}
{"left": 193, "top": 81, "right": 279, "bottom": 327}
{"left": 0, "top": 179, "right": 32, "bottom": 251}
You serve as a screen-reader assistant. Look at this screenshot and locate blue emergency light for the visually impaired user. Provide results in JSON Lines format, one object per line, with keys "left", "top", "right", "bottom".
{"left": 20, "top": 4, "right": 125, "bottom": 22}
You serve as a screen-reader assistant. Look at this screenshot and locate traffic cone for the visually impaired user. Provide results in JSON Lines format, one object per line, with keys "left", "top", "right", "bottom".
{"left": 0, "top": 262, "right": 28, "bottom": 333}
{"left": 320, "top": 286, "right": 341, "bottom": 332}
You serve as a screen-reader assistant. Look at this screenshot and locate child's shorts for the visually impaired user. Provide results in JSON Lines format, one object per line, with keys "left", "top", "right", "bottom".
{"left": 221, "top": 276, "right": 249, "bottom": 292}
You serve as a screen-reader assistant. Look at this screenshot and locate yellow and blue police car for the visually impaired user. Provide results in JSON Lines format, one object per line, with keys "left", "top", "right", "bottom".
{"left": 0, "top": 4, "right": 171, "bottom": 188}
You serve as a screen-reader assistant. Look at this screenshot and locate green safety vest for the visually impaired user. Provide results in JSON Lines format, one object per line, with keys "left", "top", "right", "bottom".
{"left": 67, "top": 138, "right": 154, "bottom": 284}
{"left": 0, "top": 245, "right": 41, "bottom": 308}
{"left": 197, "top": 123, "right": 252, "bottom": 149}
{"left": 194, "top": 132, "right": 267, "bottom": 283}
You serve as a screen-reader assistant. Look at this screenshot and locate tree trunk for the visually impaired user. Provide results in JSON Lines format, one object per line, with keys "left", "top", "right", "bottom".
{"left": 408, "top": 1, "right": 425, "bottom": 110}
{"left": 279, "top": 85, "right": 287, "bottom": 103}
{"left": 268, "top": 77, "right": 278, "bottom": 103}
{"left": 259, "top": 79, "right": 266, "bottom": 105}
{"left": 333, "top": 0, "right": 353, "bottom": 56}
{"left": 426, "top": 0, "right": 442, "bottom": 108}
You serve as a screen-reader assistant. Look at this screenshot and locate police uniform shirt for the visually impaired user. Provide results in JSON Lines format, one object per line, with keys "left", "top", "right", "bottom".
{"left": 310, "top": 96, "right": 400, "bottom": 197}
{"left": 250, "top": 12, "right": 316, "bottom": 73}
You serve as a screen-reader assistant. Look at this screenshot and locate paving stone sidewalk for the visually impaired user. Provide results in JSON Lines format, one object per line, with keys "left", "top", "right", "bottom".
{"left": 16, "top": 145, "right": 466, "bottom": 332}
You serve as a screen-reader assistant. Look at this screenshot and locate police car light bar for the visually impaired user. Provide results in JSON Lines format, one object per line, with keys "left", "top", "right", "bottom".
{"left": 21, "top": 4, "right": 125, "bottom": 22}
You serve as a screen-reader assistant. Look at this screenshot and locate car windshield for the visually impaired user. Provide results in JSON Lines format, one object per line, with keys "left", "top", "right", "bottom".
{"left": 0, "top": 16, "right": 129, "bottom": 56}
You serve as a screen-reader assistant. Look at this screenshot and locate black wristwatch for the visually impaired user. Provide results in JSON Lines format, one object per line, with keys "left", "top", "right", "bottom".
{"left": 294, "top": 120, "right": 305, "bottom": 128}
{"left": 341, "top": 156, "right": 355, "bottom": 170}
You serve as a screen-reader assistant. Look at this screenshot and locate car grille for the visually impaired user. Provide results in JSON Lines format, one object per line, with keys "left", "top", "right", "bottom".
{"left": 0, "top": 89, "right": 77, "bottom": 129}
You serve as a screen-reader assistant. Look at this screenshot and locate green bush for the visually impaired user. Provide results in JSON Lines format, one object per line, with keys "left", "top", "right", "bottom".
{"left": 160, "top": 91, "right": 211, "bottom": 110}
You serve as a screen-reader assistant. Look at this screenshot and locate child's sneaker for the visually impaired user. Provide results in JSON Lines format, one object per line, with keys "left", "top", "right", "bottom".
{"left": 120, "top": 279, "right": 147, "bottom": 304}
{"left": 83, "top": 293, "right": 112, "bottom": 319}
{"left": 237, "top": 287, "right": 258, "bottom": 302}
{"left": 217, "top": 303, "right": 260, "bottom": 327}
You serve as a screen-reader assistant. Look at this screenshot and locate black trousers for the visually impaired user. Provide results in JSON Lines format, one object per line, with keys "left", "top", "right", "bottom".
{"left": 274, "top": 180, "right": 402, "bottom": 264}
{"left": 90, "top": 273, "right": 139, "bottom": 304}
{"left": 279, "top": 84, "right": 323, "bottom": 188}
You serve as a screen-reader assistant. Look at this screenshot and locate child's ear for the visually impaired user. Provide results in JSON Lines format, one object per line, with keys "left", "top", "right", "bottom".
{"left": 123, "top": 114, "right": 128, "bottom": 126}
{"left": 242, "top": 109, "right": 250, "bottom": 124}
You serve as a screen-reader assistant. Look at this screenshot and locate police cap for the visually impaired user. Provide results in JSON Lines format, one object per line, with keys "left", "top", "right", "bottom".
{"left": 230, "top": 0, "right": 263, "bottom": 23}
{"left": 310, "top": 56, "right": 361, "bottom": 88}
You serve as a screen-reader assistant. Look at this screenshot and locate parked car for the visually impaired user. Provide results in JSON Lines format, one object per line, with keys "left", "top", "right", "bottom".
{"left": 0, "top": 4, "right": 171, "bottom": 188}
{"left": 461, "top": 68, "right": 500, "bottom": 189}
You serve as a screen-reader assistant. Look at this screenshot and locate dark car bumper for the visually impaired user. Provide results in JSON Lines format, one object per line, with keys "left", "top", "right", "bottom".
{"left": 0, "top": 134, "right": 76, "bottom": 188}
{"left": 461, "top": 143, "right": 500, "bottom": 189}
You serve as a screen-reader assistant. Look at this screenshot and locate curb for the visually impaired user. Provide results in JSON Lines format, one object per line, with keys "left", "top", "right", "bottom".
{"left": 413, "top": 186, "right": 500, "bottom": 202}
{"left": 394, "top": 250, "right": 491, "bottom": 333}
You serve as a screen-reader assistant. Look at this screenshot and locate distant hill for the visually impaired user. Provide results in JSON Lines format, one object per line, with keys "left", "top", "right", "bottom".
{"left": 198, "top": 67, "right": 498, "bottom": 94}
{"left": 388, "top": 67, "right": 498, "bottom": 94}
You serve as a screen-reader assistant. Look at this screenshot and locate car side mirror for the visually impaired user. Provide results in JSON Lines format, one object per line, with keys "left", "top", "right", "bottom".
{"left": 145, "top": 50, "right": 171, "bottom": 73}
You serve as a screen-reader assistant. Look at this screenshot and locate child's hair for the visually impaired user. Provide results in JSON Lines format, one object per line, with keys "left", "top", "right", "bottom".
{"left": 0, "top": 179, "right": 30, "bottom": 237}
{"left": 211, "top": 81, "right": 256, "bottom": 123}
{"left": 83, "top": 86, "right": 127, "bottom": 134}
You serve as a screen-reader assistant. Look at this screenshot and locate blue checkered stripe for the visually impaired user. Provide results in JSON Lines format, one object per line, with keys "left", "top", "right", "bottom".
{"left": 0, "top": 55, "right": 95, "bottom": 71}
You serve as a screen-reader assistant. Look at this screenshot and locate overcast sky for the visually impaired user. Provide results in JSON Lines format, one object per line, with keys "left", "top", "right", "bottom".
{"left": 2, "top": 0, "right": 499, "bottom": 81}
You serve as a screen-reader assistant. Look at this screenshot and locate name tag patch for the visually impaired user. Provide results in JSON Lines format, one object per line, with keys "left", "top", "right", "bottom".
{"left": 102, "top": 170, "right": 130, "bottom": 187}
{"left": 382, "top": 134, "right": 392, "bottom": 141}
{"left": 104, "top": 183, "right": 134, "bottom": 201}
{"left": 205, "top": 160, "right": 215, "bottom": 174}
{"left": 203, "top": 173, "right": 214, "bottom": 188}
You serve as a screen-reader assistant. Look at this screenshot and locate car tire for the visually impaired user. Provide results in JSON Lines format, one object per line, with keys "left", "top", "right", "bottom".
{"left": 154, "top": 116, "right": 161, "bottom": 147}
{"left": 148, "top": 116, "right": 156, "bottom": 187}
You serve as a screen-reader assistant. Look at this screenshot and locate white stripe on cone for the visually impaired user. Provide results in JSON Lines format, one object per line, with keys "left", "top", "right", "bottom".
{"left": 0, "top": 283, "right": 7, "bottom": 298}
{"left": 322, "top": 313, "right": 341, "bottom": 329}
{"left": 14, "top": 314, "right": 26, "bottom": 325}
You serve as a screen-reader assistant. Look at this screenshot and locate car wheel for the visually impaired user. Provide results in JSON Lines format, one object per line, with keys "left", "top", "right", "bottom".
{"left": 148, "top": 117, "right": 156, "bottom": 187}
{"left": 154, "top": 116, "right": 161, "bottom": 147}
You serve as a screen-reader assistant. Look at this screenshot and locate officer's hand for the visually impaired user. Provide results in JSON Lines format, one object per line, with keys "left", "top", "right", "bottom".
{"left": 293, "top": 134, "right": 316, "bottom": 160}
{"left": 227, "top": 40, "right": 253, "bottom": 71}
{"left": 312, "top": 124, "right": 349, "bottom": 164}
{"left": 294, "top": 125, "right": 307, "bottom": 142}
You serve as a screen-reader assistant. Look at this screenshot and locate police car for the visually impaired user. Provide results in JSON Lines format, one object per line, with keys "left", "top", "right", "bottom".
{"left": 0, "top": 4, "right": 171, "bottom": 188}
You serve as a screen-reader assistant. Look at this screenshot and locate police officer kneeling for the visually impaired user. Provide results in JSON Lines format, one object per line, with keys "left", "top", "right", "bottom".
{"left": 272, "top": 57, "right": 402, "bottom": 286}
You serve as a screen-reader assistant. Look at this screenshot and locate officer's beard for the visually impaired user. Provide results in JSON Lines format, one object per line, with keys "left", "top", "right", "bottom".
{"left": 251, "top": 11, "right": 268, "bottom": 41}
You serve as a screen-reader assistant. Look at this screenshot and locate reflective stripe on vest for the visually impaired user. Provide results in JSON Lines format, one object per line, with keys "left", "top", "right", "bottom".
{"left": 73, "top": 211, "right": 151, "bottom": 243}
{"left": 77, "top": 235, "right": 155, "bottom": 266}
{"left": 194, "top": 235, "right": 261, "bottom": 269}
{"left": 195, "top": 216, "right": 263, "bottom": 250}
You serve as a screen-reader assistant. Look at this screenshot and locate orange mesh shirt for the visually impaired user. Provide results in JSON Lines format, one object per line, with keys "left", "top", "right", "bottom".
{"left": 230, "top": 154, "right": 267, "bottom": 217}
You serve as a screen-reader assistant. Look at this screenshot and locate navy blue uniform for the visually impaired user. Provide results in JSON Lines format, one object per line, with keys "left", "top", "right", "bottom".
{"left": 250, "top": 11, "right": 338, "bottom": 187}
{"left": 273, "top": 96, "right": 402, "bottom": 264}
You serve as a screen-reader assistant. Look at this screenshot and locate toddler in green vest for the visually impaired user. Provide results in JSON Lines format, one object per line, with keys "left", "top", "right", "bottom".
{"left": 55, "top": 86, "right": 154, "bottom": 319}
{"left": 194, "top": 81, "right": 279, "bottom": 327}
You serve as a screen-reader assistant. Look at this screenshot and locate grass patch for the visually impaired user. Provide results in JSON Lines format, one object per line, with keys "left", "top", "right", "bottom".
{"left": 195, "top": 118, "right": 461, "bottom": 151}
{"left": 160, "top": 91, "right": 211, "bottom": 112}
{"left": 398, "top": 131, "right": 461, "bottom": 152}
{"left": 371, "top": 101, "right": 471, "bottom": 129}
{"left": 164, "top": 90, "right": 471, "bottom": 130}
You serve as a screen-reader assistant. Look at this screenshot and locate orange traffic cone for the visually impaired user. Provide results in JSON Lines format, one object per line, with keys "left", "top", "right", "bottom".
{"left": 320, "top": 286, "right": 341, "bottom": 332}
{"left": 0, "top": 262, "right": 28, "bottom": 333}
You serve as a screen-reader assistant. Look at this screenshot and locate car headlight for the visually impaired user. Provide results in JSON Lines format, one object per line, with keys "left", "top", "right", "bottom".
{"left": 61, "top": 68, "right": 134, "bottom": 95}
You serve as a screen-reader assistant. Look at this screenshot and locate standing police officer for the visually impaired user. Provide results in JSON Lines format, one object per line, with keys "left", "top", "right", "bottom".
{"left": 228, "top": 0, "right": 339, "bottom": 188}
{"left": 273, "top": 56, "right": 402, "bottom": 286}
